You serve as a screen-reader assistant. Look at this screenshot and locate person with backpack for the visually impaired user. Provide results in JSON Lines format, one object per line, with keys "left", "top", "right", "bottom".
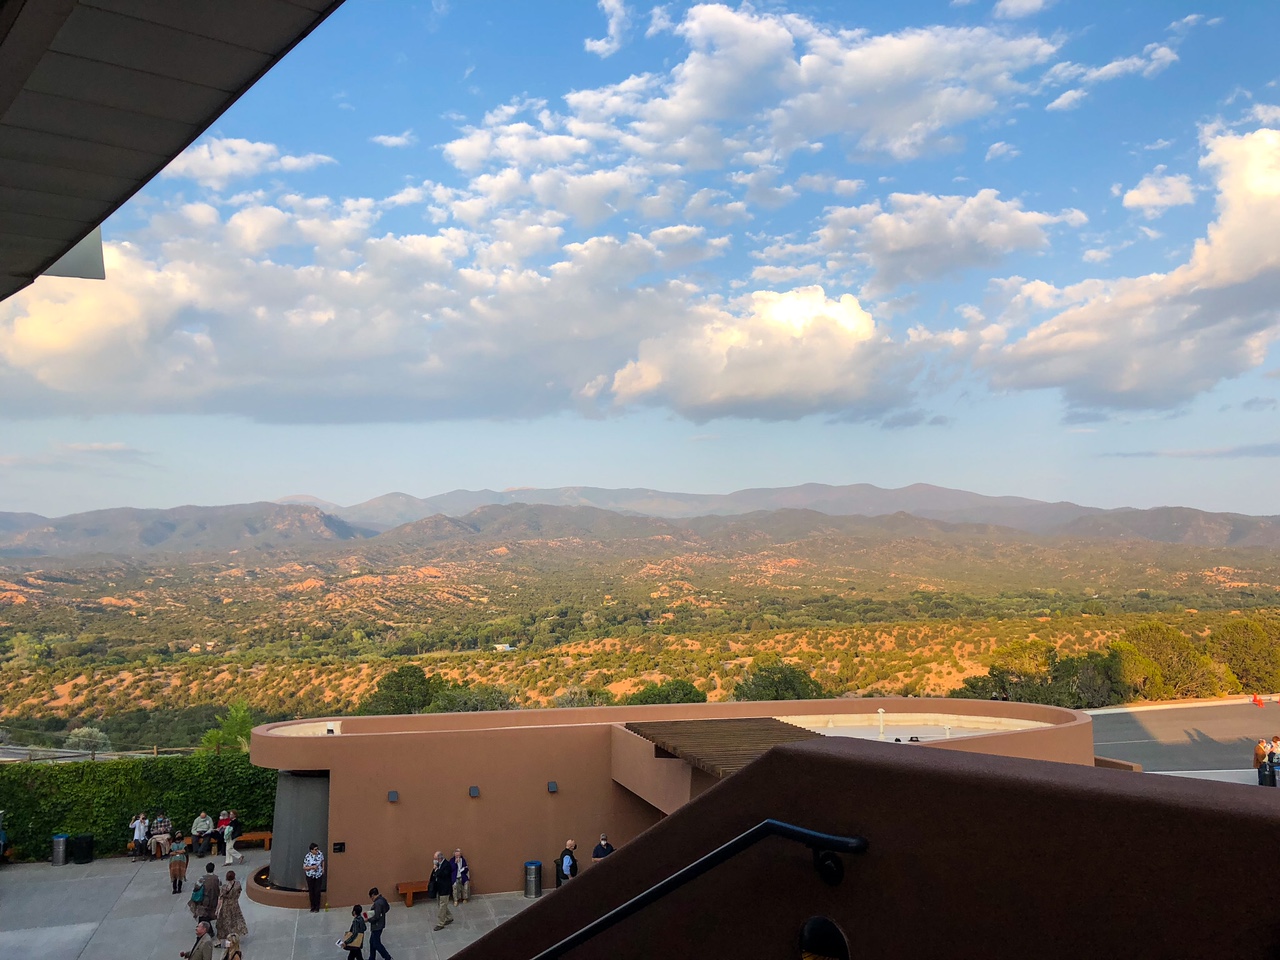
{"left": 188, "top": 861, "right": 221, "bottom": 937}
{"left": 367, "top": 887, "right": 393, "bottom": 960}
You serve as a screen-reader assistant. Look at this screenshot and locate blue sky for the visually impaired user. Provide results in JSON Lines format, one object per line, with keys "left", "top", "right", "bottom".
{"left": 3, "top": 0, "right": 1280, "bottom": 516}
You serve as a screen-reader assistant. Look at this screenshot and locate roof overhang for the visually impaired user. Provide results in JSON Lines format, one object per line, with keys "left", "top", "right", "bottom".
{"left": 0, "top": 0, "right": 346, "bottom": 303}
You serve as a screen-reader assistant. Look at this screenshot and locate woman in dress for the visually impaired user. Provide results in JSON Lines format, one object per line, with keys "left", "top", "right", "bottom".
{"left": 169, "top": 831, "right": 188, "bottom": 894}
{"left": 342, "top": 904, "right": 367, "bottom": 960}
{"left": 215, "top": 869, "right": 249, "bottom": 943}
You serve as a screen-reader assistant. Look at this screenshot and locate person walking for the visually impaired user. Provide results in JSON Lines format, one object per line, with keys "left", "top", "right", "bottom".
{"left": 223, "top": 810, "right": 245, "bottom": 865}
{"left": 214, "top": 812, "right": 230, "bottom": 859}
{"left": 169, "top": 832, "right": 189, "bottom": 894}
{"left": 303, "top": 842, "right": 325, "bottom": 912}
{"left": 191, "top": 811, "right": 215, "bottom": 858}
{"left": 1256, "top": 738, "right": 1270, "bottom": 786}
{"left": 179, "top": 920, "right": 216, "bottom": 960}
{"left": 451, "top": 848, "right": 470, "bottom": 904}
{"left": 555, "top": 840, "right": 578, "bottom": 887}
{"left": 189, "top": 861, "right": 221, "bottom": 938}
{"left": 130, "top": 812, "right": 148, "bottom": 862}
{"left": 430, "top": 851, "right": 454, "bottom": 932}
{"left": 591, "top": 833, "right": 615, "bottom": 864}
{"left": 219, "top": 933, "right": 243, "bottom": 960}
{"left": 216, "top": 869, "right": 248, "bottom": 945}
{"left": 367, "top": 887, "right": 394, "bottom": 960}
{"left": 342, "top": 904, "right": 367, "bottom": 960}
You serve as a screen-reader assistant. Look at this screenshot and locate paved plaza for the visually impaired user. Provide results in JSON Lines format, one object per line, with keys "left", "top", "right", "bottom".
{"left": 0, "top": 847, "right": 530, "bottom": 960}
{"left": 1090, "top": 697, "right": 1280, "bottom": 772}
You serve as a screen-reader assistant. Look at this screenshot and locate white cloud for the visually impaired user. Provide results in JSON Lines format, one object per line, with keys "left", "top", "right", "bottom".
{"left": 794, "top": 174, "right": 862, "bottom": 195}
{"left": 475, "top": 9, "right": 1065, "bottom": 174}
{"left": 985, "top": 141, "right": 1020, "bottom": 160}
{"left": 609, "top": 286, "right": 914, "bottom": 420}
{"left": 1144, "top": 138, "right": 1173, "bottom": 150}
{"left": 993, "top": 0, "right": 1052, "bottom": 19}
{"left": 1040, "top": 41, "right": 1180, "bottom": 113}
{"left": 585, "top": 0, "right": 629, "bottom": 57}
{"left": 647, "top": 5, "right": 673, "bottom": 37}
{"left": 1045, "top": 89, "right": 1086, "bottom": 111}
{"left": 162, "top": 138, "right": 335, "bottom": 189}
{"left": 1122, "top": 165, "right": 1195, "bottom": 218}
{"left": 1251, "top": 104, "right": 1280, "bottom": 124}
{"left": 821, "top": 189, "right": 1086, "bottom": 295}
{"left": 981, "top": 128, "right": 1280, "bottom": 411}
{"left": 370, "top": 130, "right": 417, "bottom": 148}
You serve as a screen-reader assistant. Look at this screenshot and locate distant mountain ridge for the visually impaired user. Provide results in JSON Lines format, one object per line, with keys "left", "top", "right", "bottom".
{"left": 309, "top": 482, "right": 1103, "bottom": 532}
{"left": 1, "top": 483, "right": 1279, "bottom": 558}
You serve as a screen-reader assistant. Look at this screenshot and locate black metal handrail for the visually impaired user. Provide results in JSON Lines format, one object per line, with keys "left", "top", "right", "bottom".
{"left": 529, "top": 819, "right": 869, "bottom": 960}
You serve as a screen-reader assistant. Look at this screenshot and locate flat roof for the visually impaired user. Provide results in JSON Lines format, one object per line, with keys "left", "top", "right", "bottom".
{"left": 0, "top": 0, "right": 346, "bottom": 302}
{"left": 625, "top": 717, "right": 822, "bottom": 779}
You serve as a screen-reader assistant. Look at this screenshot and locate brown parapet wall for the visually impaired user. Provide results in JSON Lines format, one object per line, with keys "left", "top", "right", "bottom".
{"left": 455, "top": 736, "right": 1280, "bottom": 960}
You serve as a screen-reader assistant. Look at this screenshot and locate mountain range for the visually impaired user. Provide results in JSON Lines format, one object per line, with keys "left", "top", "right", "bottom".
{"left": 2, "top": 483, "right": 1279, "bottom": 558}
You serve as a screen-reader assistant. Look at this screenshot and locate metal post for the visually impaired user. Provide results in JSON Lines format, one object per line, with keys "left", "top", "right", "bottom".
{"left": 877, "top": 708, "right": 886, "bottom": 739}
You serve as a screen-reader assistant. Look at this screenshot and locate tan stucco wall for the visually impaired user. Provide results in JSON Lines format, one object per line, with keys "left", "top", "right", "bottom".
{"left": 249, "top": 697, "right": 1090, "bottom": 907}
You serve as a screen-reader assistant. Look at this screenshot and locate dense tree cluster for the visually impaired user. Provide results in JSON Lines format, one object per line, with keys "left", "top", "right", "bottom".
{"left": 952, "top": 618, "right": 1280, "bottom": 708}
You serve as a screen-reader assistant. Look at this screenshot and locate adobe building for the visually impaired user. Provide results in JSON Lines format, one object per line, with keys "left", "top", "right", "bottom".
{"left": 247, "top": 696, "right": 1101, "bottom": 908}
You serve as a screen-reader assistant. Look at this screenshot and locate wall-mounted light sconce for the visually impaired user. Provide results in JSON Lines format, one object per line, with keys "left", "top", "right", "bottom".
{"left": 333, "top": 842, "right": 345, "bottom": 853}
{"left": 468, "top": 786, "right": 480, "bottom": 798}
{"left": 387, "top": 790, "right": 399, "bottom": 803}
{"left": 325, "top": 723, "right": 335, "bottom": 735}
{"left": 547, "top": 781, "right": 558, "bottom": 794}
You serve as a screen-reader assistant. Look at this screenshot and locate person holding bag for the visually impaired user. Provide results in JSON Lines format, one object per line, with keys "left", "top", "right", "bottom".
{"left": 340, "top": 904, "right": 367, "bottom": 959}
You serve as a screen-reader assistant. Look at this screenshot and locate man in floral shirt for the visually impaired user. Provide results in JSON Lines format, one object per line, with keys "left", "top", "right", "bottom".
{"left": 303, "top": 842, "right": 325, "bottom": 912}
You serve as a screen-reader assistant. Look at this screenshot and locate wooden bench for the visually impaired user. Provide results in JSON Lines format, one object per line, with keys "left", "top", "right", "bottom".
{"left": 237, "top": 830, "right": 272, "bottom": 851}
{"left": 395, "top": 880, "right": 431, "bottom": 907}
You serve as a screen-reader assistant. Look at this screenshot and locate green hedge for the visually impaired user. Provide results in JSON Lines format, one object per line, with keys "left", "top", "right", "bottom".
{"left": 0, "top": 753, "right": 276, "bottom": 861}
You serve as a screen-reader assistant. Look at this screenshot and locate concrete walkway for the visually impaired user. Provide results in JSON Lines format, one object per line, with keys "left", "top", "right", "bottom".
{"left": 0, "top": 847, "right": 530, "bottom": 960}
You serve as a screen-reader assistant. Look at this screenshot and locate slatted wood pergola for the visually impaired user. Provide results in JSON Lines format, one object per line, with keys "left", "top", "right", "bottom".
{"left": 625, "top": 717, "right": 822, "bottom": 779}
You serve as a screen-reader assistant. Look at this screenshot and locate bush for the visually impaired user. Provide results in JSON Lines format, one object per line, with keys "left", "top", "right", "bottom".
{"left": 0, "top": 752, "right": 275, "bottom": 861}
{"left": 731, "top": 660, "right": 825, "bottom": 701}
{"left": 625, "top": 679, "right": 707, "bottom": 705}
{"left": 554, "top": 686, "right": 616, "bottom": 708}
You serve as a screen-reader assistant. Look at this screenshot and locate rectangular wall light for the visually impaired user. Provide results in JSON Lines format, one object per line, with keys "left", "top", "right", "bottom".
{"left": 468, "top": 786, "right": 480, "bottom": 798}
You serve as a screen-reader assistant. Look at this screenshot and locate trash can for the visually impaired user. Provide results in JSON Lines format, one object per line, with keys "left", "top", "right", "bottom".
{"left": 51, "top": 833, "right": 69, "bottom": 866}
{"left": 69, "top": 833, "right": 94, "bottom": 864}
{"left": 524, "top": 860, "right": 542, "bottom": 899}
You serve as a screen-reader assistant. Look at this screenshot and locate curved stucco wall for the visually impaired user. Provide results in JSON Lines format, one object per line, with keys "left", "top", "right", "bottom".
{"left": 248, "top": 698, "right": 1090, "bottom": 908}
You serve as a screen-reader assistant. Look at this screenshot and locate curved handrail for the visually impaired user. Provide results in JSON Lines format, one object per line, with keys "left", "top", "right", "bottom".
{"left": 530, "top": 819, "right": 869, "bottom": 960}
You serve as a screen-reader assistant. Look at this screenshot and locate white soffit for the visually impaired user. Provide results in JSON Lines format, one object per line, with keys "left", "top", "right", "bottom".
{"left": 0, "top": 0, "right": 346, "bottom": 303}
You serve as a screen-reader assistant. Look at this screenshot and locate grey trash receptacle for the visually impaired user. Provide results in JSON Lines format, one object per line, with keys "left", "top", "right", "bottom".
{"left": 524, "top": 860, "right": 542, "bottom": 899}
{"left": 51, "top": 833, "right": 70, "bottom": 866}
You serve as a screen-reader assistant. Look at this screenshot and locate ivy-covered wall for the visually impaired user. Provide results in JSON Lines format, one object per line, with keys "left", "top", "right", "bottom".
{"left": 0, "top": 753, "right": 276, "bottom": 861}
